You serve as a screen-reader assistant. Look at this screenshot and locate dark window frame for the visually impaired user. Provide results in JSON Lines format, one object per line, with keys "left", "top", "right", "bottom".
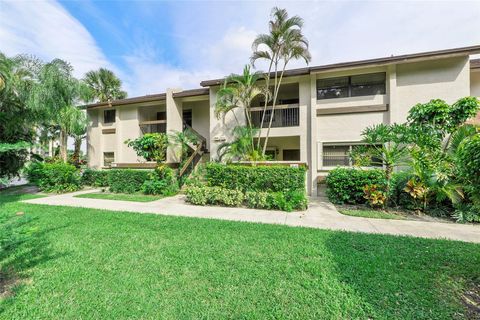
{"left": 103, "top": 109, "right": 116, "bottom": 124}
{"left": 322, "top": 143, "right": 383, "bottom": 168}
{"left": 317, "top": 72, "right": 386, "bottom": 100}
{"left": 103, "top": 152, "right": 115, "bottom": 167}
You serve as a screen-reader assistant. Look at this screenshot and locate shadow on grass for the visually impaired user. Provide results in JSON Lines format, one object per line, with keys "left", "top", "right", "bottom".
{"left": 323, "top": 231, "right": 480, "bottom": 319}
{"left": 0, "top": 211, "right": 68, "bottom": 312}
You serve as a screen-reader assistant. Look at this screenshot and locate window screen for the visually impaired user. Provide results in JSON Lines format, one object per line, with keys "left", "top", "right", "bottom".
{"left": 103, "top": 152, "right": 114, "bottom": 167}
{"left": 317, "top": 72, "right": 386, "bottom": 100}
{"left": 104, "top": 109, "right": 116, "bottom": 123}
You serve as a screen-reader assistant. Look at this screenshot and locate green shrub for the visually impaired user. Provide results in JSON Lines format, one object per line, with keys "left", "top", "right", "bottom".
{"left": 245, "top": 191, "right": 270, "bottom": 209}
{"left": 108, "top": 169, "right": 151, "bottom": 194}
{"left": 453, "top": 203, "right": 480, "bottom": 223}
{"left": 25, "top": 161, "right": 46, "bottom": 184}
{"left": 185, "top": 186, "right": 208, "bottom": 205}
{"left": 267, "top": 190, "right": 308, "bottom": 212}
{"left": 81, "top": 169, "right": 109, "bottom": 187}
{"left": 185, "top": 186, "right": 244, "bottom": 207}
{"left": 188, "top": 186, "right": 307, "bottom": 211}
{"left": 205, "top": 163, "right": 306, "bottom": 193}
{"left": 141, "top": 166, "right": 178, "bottom": 196}
{"left": 125, "top": 133, "right": 168, "bottom": 163}
{"left": 26, "top": 162, "right": 81, "bottom": 193}
{"left": 389, "top": 171, "right": 415, "bottom": 209}
{"left": 457, "top": 134, "right": 480, "bottom": 201}
{"left": 326, "top": 168, "right": 386, "bottom": 204}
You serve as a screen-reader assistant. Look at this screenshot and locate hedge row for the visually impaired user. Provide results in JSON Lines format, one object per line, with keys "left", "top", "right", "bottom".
{"left": 325, "top": 168, "right": 386, "bottom": 204}
{"left": 26, "top": 162, "right": 82, "bottom": 193}
{"left": 185, "top": 185, "right": 308, "bottom": 212}
{"left": 27, "top": 162, "right": 178, "bottom": 196}
{"left": 205, "top": 163, "right": 306, "bottom": 193}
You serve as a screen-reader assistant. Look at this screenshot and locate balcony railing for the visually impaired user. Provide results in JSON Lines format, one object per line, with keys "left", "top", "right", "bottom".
{"left": 251, "top": 104, "right": 299, "bottom": 128}
{"left": 139, "top": 120, "right": 166, "bottom": 134}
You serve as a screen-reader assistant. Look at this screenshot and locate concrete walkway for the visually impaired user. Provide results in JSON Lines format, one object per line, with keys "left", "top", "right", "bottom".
{"left": 23, "top": 189, "right": 480, "bottom": 243}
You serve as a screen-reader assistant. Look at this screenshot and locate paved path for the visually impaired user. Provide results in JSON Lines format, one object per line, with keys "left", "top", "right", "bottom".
{"left": 23, "top": 189, "right": 480, "bottom": 243}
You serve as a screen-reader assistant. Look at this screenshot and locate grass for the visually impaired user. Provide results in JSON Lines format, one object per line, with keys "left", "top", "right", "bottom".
{"left": 0, "top": 189, "right": 479, "bottom": 319}
{"left": 339, "top": 208, "right": 406, "bottom": 220}
{"left": 75, "top": 192, "right": 164, "bottom": 202}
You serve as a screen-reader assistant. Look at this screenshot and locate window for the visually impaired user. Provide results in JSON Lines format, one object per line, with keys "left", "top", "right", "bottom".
{"left": 322, "top": 145, "right": 350, "bottom": 166}
{"left": 322, "top": 144, "right": 382, "bottom": 167}
{"left": 317, "top": 72, "right": 386, "bottom": 100}
{"left": 104, "top": 109, "right": 116, "bottom": 123}
{"left": 103, "top": 152, "right": 114, "bottom": 167}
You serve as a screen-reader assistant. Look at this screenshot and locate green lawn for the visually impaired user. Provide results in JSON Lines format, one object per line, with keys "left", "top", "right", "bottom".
{"left": 75, "top": 192, "right": 164, "bottom": 202}
{"left": 339, "top": 208, "right": 406, "bottom": 220}
{"left": 0, "top": 191, "right": 479, "bottom": 319}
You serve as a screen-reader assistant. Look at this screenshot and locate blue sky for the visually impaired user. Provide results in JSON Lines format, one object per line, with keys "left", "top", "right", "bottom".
{"left": 1, "top": 1, "right": 480, "bottom": 97}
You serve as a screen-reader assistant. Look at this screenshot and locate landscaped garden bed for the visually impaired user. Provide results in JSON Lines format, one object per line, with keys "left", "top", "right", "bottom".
{"left": 184, "top": 163, "right": 308, "bottom": 212}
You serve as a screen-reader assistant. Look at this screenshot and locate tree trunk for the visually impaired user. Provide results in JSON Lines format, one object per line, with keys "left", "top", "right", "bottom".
{"left": 73, "top": 137, "right": 82, "bottom": 166}
{"left": 59, "top": 130, "right": 68, "bottom": 163}
{"left": 262, "top": 65, "right": 286, "bottom": 155}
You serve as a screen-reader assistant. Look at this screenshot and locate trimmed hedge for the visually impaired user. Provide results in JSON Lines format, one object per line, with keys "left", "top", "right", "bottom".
{"left": 205, "top": 163, "right": 306, "bottom": 193}
{"left": 186, "top": 186, "right": 307, "bottom": 212}
{"left": 326, "top": 168, "right": 386, "bottom": 205}
{"left": 25, "top": 162, "right": 81, "bottom": 193}
{"left": 81, "top": 168, "right": 109, "bottom": 187}
{"left": 108, "top": 169, "right": 152, "bottom": 194}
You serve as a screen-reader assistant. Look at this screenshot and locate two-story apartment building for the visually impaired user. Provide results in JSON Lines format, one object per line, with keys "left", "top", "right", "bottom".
{"left": 85, "top": 45, "right": 480, "bottom": 195}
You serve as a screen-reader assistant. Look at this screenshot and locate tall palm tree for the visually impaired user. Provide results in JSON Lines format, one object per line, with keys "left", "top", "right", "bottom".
{"left": 215, "top": 65, "right": 265, "bottom": 152}
{"left": 83, "top": 68, "right": 127, "bottom": 103}
{"left": 69, "top": 108, "right": 89, "bottom": 166}
{"left": 251, "top": 7, "right": 311, "bottom": 155}
{"left": 30, "top": 59, "right": 82, "bottom": 162}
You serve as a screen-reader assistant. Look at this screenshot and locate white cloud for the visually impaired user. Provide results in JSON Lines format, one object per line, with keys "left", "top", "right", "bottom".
{"left": 0, "top": 0, "right": 111, "bottom": 77}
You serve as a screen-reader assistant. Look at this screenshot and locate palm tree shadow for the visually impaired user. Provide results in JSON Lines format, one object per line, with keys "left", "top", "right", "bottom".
{"left": 323, "top": 231, "right": 479, "bottom": 318}
{"left": 0, "top": 215, "right": 70, "bottom": 311}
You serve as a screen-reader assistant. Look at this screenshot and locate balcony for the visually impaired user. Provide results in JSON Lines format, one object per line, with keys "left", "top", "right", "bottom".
{"left": 251, "top": 104, "right": 300, "bottom": 128}
{"left": 139, "top": 120, "right": 166, "bottom": 134}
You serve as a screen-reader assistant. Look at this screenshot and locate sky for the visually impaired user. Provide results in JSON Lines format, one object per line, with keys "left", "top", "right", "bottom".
{"left": 1, "top": 0, "right": 480, "bottom": 97}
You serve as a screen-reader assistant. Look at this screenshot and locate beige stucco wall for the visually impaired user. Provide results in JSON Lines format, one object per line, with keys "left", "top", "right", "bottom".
{"left": 86, "top": 108, "right": 101, "bottom": 168}
{"left": 395, "top": 56, "right": 470, "bottom": 122}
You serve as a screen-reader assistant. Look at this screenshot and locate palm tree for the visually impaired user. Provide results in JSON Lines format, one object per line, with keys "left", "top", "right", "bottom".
{"left": 217, "top": 126, "right": 262, "bottom": 162}
{"left": 251, "top": 7, "right": 311, "bottom": 155}
{"left": 215, "top": 65, "right": 265, "bottom": 152}
{"left": 69, "top": 108, "right": 89, "bottom": 166}
{"left": 30, "top": 59, "right": 82, "bottom": 162}
{"left": 0, "top": 52, "right": 43, "bottom": 179}
{"left": 83, "top": 68, "right": 127, "bottom": 103}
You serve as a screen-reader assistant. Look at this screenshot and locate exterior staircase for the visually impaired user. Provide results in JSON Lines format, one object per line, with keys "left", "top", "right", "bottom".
{"left": 178, "top": 123, "right": 207, "bottom": 180}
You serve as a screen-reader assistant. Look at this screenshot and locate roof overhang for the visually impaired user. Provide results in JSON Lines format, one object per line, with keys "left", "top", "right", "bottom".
{"left": 200, "top": 45, "right": 480, "bottom": 87}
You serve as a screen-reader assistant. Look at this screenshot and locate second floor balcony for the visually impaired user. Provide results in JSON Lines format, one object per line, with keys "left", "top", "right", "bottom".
{"left": 251, "top": 104, "right": 300, "bottom": 128}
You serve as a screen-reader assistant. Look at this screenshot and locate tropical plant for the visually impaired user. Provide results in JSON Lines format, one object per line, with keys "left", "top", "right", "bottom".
{"left": 69, "top": 108, "right": 89, "bottom": 166}
{"left": 217, "top": 126, "right": 263, "bottom": 162}
{"left": 29, "top": 59, "right": 85, "bottom": 162}
{"left": 350, "top": 123, "right": 411, "bottom": 202}
{"left": 83, "top": 68, "right": 127, "bottom": 103}
{"left": 215, "top": 65, "right": 266, "bottom": 158}
{"left": 0, "top": 52, "right": 44, "bottom": 180}
{"left": 215, "top": 65, "right": 265, "bottom": 151}
{"left": 125, "top": 133, "right": 169, "bottom": 163}
{"left": 169, "top": 129, "right": 199, "bottom": 162}
{"left": 251, "top": 7, "right": 311, "bottom": 155}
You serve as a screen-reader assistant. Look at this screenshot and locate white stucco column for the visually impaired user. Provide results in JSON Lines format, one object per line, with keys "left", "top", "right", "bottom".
{"left": 309, "top": 74, "right": 318, "bottom": 196}
{"left": 388, "top": 65, "right": 399, "bottom": 124}
{"left": 166, "top": 88, "right": 183, "bottom": 163}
